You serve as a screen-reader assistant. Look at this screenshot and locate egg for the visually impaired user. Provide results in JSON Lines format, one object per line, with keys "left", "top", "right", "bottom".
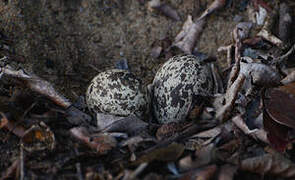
{"left": 86, "top": 69, "right": 149, "bottom": 118}
{"left": 152, "top": 55, "right": 214, "bottom": 123}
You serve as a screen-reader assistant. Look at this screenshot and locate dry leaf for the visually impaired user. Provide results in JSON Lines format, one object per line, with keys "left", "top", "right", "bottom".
{"left": 263, "top": 87, "right": 295, "bottom": 151}
{"left": 179, "top": 165, "right": 217, "bottom": 180}
{"left": 218, "top": 164, "right": 237, "bottom": 180}
{"left": 156, "top": 122, "right": 191, "bottom": 140}
{"left": 102, "top": 115, "right": 148, "bottom": 136}
{"left": 240, "top": 153, "right": 295, "bottom": 178}
{"left": 133, "top": 142, "right": 184, "bottom": 164}
{"left": 70, "top": 127, "right": 117, "bottom": 154}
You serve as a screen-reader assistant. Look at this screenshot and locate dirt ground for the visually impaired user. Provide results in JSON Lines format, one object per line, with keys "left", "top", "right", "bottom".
{"left": 0, "top": 0, "right": 295, "bottom": 179}
{"left": 0, "top": 0, "right": 240, "bottom": 99}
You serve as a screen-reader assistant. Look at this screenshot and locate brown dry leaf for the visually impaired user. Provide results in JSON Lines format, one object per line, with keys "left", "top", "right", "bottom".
{"left": 264, "top": 85, "right": 295, "bottom": 127}
{"left": 179, "top": 156, "right": 194, "bottom": 172}
{"left": 240, "top": 153, "right": 295, "bottom": 178}
{"left": 156, "top": 122, "right": 191, "bottom": 140}
{"left": 133, "top": 142, "right": 184, "bottom": 164}
{"left": 263, "top": 86, "right": 295, "bottom": 151}
{"left": 179, "top": 165, "right": 217, "bottom": 180}
{"left": 218, "top": 164, "right": 237, "bottom": 180}
{"left": 0, "top": 112, "right": 26, "bottom": 138}
{"left": 232, "top": 115, "right": 268, "bottom": 144}
{"left": 143, "top": 173, "right": 163, "bottom": 180}
{"left": 70, "top": 127, "right": 117, "bottom": 154}
{"left": 179, "top": 143, "right": 219, "bottom": 172}
{"left": 1, "top": 65, "right": 71, "bottom": 108}
{"left": 278, "top": 82, "right": 295, "bottom": 96}
{"left": 102, "top": 115, "right": 149, "bottom": 136}
{"left": 281, "top": 71, "right": 295, "bottom": 85}
{"left": 193, "top": 143, "right": 217, "bottom": 168}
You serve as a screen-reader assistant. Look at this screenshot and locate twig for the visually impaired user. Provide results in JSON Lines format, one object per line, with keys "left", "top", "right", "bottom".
{"left": 148, "top": 0, "right": 180, "bottom": 21}
{"left": 70, "top": 127, "right": 117, "bottom": 154}
{"left": 216, "top": 73, "right": 246, "bottom": 122}
{"left": 0, "top": 159, "right": 20, "bottom": 180}
{"left": 232, "top": 115, "right": 268, "bottom": 144}
{"left": 137, "top": 123, "right": 216, "bottom": 157}
{"left": 126, "top": 163, "right": 148, "bottom": 180}
{"left": 197, "top": 0, "right": 227, "bottom": 21}
{"left": 75, "top": 148, "right": 84, "bottom": 180}
{"left": 281, "top": 70, "right": 295, "bottom": 85}
{"left": 257, "top": 13, "right": 283, "bottom": 48}
{"left": 0, "top": 65, "right": 71, "bottom": 108}
{"left": 0, "top": 112, "right": 26, "bottom": 138}
{"left": 20, "top": 145, "right": 24, "bottom": 180}
{"left": 173, "top": 16, "right": 205, "bottom": 54}
{"left": 226, "top": 23, "right": 246, "bottom": 90}
{"left": 218, "top": 44, "right": 233, "bottom": 68}
{"left": 272, "top": 44, "right": 295, "bottom": 65}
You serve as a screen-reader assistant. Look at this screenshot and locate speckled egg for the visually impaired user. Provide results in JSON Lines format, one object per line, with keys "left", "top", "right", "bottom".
{"left": 86, "top": 69, "right": 149, "bottom": 118}
{"left": 152, "top": 55, "right": 214, "bottom": 124}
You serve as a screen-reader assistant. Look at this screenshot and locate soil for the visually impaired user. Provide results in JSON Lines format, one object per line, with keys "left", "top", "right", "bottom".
{"left": 0, "top": 0, "right": 240, "bottom": 100}
{"left": 0, "top": 0, "right": 295, "bottom": 179}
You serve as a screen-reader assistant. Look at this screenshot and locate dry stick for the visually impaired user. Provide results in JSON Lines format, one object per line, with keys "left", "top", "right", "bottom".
{"left": 217, "top": 44, "right": 233, "bottom": 68}
{"left": 273, "top": 44, "right": 295, "bottom": 65}
{"left": 0, "top": 112, "right": 26, "bottom": 138}
{"left": 74, "top": 148, "right": 84, "bottom": 180}
{"left": 70, "top": 127, "right": 99, "bottom": 150}
{"left": 1, "top": 65, "right": 71, "bottom": 108}
{"left": 216, "top": 25, "right": 245, "bottom": 122}
{"left": 173, "top": 16, "right": 206, "bottom": 54}
{"left": 257, "top": 12, "right": 283, "bottom": 48}
{"left": 226, "top": 28, "right": 242, "bottom": 90}
{"left": 216, "top": 73, "right": 246, "bottom": 122}
{"left": 20, "top": 145, "right": 24, "bottom": 180}
{"left": 173, "top": 0, "right": 227, "bottom": 54}
{"left": 126, "top": 163, "right": 148, "bottom": 180}
{"left": 148, "top": 0, "right": 180, "bottom": 21}
{"left": 281, "top": 70, "right": 295, "bottom": 85}
{"left": 137, "top": 123, "right": 216, "bottom": 157}
{"left": 232, "top": 115, "right": 268, "bottom": 144}
{"left": 0, "top": 159, "right": 20, "bottom": 180}
{"left": 197, "top": 0, "right": 227, "bottom": 21}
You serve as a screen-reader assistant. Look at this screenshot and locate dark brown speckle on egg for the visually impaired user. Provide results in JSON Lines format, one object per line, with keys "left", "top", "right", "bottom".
{"left": 152, "top": 55, "right": 214, "bottom": 123}
{"left": 86, "top": 69, "right": 149, "bottom": 118}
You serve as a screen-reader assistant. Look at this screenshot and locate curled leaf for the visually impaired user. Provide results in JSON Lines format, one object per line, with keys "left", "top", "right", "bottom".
{"left": 264, "top": 88, "right": 295, "bottom": 129}
{"left": 263, "top": 84, "right": 295, "bottom": 151}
